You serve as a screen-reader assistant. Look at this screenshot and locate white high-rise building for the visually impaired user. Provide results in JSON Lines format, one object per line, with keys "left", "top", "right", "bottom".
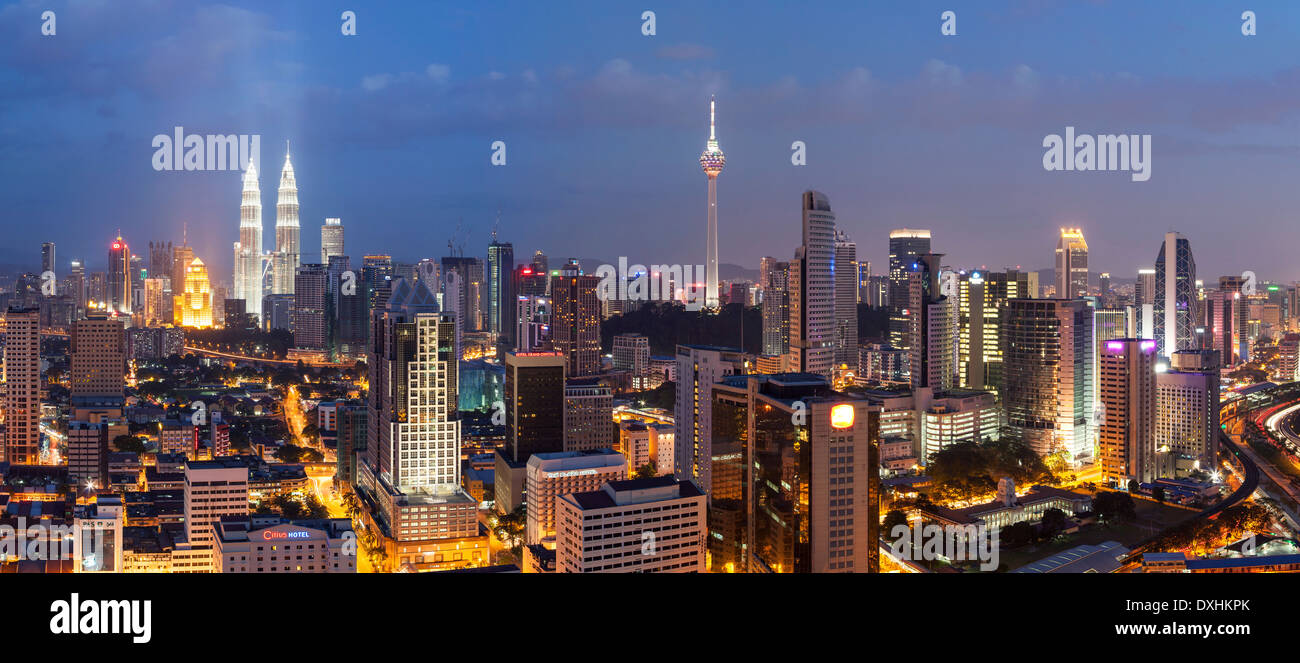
{"left": 790, "top": 190, "right": 836, "bottom": 378}
{"left": 321, "top": 218, "right": 344, "bottom": 265}
{"left": 908, "top": 253, "right": 958, "bottom": 392}
{"left": 699, "top": 97, "right": 726, "bottom": 310}
{"left": 673, "top": 344, "right": 745, "bottom": 490}
{"left": 368, "top": 278, "right": 462, "bottom": 491}
{"left": 273, "top": 147, "right": 301, "bottom": 296}
{"left": 176, "top": 458, "right": 249, "bottom": 573}
{"left": 234, "top": 159, "right": 263, "bottom": 321}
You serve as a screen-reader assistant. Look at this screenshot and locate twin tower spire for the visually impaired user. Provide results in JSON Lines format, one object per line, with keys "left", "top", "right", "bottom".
{"left": 235, "top": 143, "right": 301, "bottom": 321}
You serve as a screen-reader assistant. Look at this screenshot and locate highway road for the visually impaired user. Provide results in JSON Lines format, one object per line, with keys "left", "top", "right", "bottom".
{"left": 1121, "top": 412, "right": 1259, "bottom": 562}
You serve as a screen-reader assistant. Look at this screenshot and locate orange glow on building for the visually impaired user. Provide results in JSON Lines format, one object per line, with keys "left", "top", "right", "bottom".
{"left": 830, "top": 403, "right": 854, "bottom": 429}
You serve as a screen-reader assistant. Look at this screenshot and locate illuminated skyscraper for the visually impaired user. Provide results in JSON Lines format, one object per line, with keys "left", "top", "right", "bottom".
{"left": 143, "top": 277, "right": 170, "bottom": 326}
{"left": 888, "top": 229, "right": 931, "bottom": 350}
{"left": 273, "top": 146, "right": 301, "bottom": 296}
{"left": 3, "top": 307, "right": 40, "bottom": 464}
{"left": 1001, "top": 298, "right": 1094, "bottom": 464}
{"left": 761, "top": 261, "right": 790, "bottom": 357}
{"left": 69, "top": 260, "right": 85, "bottom": 317}
{"left": 908, "top": 253, "right": 957, "bottom": 391}
{"left": 293, "top": 263, "right": 328, "bottom": 350}
{"left": 364, "top": 277, "right": 461, "bottom": 488}
{"left": 108, "top": 236, "right": 131, "bottom": 315}
{"left": 958, "top": 269, "right": 1034, "bottom": 391}
{"left": 710, "top": 373, "right": 879, "bottom": 573}
{"left": 1054, "top": 228, "right": 1089, "bottom": 299}
{"left": 180, "top": 257, "right": 213, "bottom": 328}
{"left": 357, "top": 278, "right": 483, "bottom": 570}
{"left": 550, "top": 271, "right": 601, "bottom": 376}
{"left": 1155, "top": 350, "right": 1220, "bottom": 478}
{"left": 699, "top": 96, "right": 726, "bottom": 310}
{"left": 321, "top": 218, "right": 344, "bottom": 265}
{"left": 1202, "top": 290, "right": 1240, "bottom": 366}
{"left": 833, "top": 230, "right": 858, "bottom": 367}
{"left": 1153, "top": 231, "right": 1197, "bottom": 357}
{"left": 1098, "top": 338, "right": 1157, "bottom": 486}
{"left": 487, "top": 235, "right": 515, "bottom": 348}
{"left": 70, "top": 311, "right": 126, "bottom": 412}
{"left": 790, "top": 191, "right": 836, "bottom": 378}
{"left": 234, "top": 158, "right": 263, "bottom": 322}
{"left": 41, "top": 242, "right": 55, "bottom": 275}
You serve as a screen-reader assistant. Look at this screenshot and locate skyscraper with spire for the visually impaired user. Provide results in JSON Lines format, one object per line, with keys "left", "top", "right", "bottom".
{"left": 699, "top": 96, "right": 725, "bottom": 310}
{"left": 273, "top": 144, "right": 301, "bottom": 296}
{"left": 234, "top": 158, "right": 263, "bottom": 322}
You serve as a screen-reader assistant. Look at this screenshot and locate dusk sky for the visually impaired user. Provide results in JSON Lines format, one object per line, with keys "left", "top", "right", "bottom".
{"left": 5, "top": 0, "right": 1300, "bottom": 284}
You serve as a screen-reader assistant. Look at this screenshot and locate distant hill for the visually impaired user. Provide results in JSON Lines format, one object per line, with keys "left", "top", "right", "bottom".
{"left": 575, "top": 258, "right": 757, "bottom": 282}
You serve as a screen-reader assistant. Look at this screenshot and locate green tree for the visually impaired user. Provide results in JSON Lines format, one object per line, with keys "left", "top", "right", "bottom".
{"left": 342, "top": 491, "right": 362, "bottom": 522}
{"left": 1039, "top": 508, "right": 1069, "bottom": 541}
{"left": 633, "top": 461, "right": 657, "bottom": 479}
{"left": 274, "top": 444, "right": 310, "bottom": 463}
{"left": 493, "top": 504, "right": 526, "bottom": 555}
{"left": 1093, "top": 491, "right": 1137, "bottom": 524}
{"left": 882, "top": 509, "right": 909, "bottom": 535}
{"left": 112, "top": 435, "right": 147, "bottom": 455}
{"left": 303, "top": 493, "right": 329, "bottom": 519}
{"left": 1002, "top": 521, "right": 1035, "bottom": 547}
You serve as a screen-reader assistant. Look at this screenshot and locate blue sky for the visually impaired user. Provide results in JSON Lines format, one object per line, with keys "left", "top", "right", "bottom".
{"left": 5, "top": 0, "right": 1300, "bottom": 284}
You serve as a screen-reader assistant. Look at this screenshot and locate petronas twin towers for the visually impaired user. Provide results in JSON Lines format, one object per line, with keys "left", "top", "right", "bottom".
{"left": 233, "top": 145, "right": 301, "bottom": 321}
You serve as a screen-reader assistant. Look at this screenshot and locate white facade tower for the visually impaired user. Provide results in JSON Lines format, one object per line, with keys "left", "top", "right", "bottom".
{"left": 235, "top": 158, "right": 263, "bottom": 321}
{"left": 321, "top": 217, "right": 344, "bottom": 265}
{"left": 273, "top": 145, "right": 301, "bottom": 295}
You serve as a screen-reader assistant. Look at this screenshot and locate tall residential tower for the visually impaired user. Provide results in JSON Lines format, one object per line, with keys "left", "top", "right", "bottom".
{"left": 790, "top": 191, "right": 836, "bottom": 378}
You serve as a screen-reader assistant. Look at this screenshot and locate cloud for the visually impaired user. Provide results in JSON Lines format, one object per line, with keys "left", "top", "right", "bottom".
{"left": 362, "top": 74, "right": 393, "bottom": 91}
{"left": 0, "top": 0, "right": 292, "bottom": 104}
{"left": 924, "top": 59, "right": 963, "bottom": 87}
{"left": 655, "top": 43, "right": 715, "bottom": 60}
{"left": 426, "top": 64, "right": 451, "bottom": 83}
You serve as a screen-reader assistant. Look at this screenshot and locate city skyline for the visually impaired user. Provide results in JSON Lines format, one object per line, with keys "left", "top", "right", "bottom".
{"left": 9, "top": 1, "right": 1300, "bottom": 285}
{"left": 8, "top": 0, "right": 1300, "bottom": 612}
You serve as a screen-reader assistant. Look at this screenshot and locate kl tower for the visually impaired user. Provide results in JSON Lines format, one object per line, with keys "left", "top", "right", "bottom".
{"left": 699, "top": 96, "right": 726, "bottom": 311}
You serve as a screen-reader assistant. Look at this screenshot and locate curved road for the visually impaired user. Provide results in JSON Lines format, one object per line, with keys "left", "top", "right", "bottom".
{"left": 1121, "top": 417, "right": 1259, "bottom": 562}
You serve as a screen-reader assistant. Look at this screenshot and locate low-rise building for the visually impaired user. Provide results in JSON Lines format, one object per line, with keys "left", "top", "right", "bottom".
{"left": 555, "top": 476, "right": 706, "bottom": 573}
{"left": 525, "top": 449, "right": 627, "bottom": 547}
{"left": 212, "top": 515, "right": 356, "bottom": 573}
